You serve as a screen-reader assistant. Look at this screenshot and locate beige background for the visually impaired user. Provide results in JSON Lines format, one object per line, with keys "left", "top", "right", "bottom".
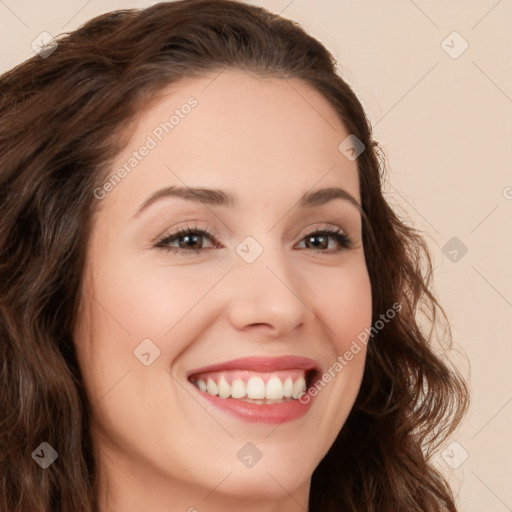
{"left": 1, "top": 0, "right": 511, "bottom": 510}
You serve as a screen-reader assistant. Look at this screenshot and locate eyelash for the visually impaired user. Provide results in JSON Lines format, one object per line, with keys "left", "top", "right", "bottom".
{"left": 154, "top": 224, "right": 354, "bottom": 256}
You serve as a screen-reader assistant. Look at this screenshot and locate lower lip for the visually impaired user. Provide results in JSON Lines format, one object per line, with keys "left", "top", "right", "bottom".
{"left": 194, "top": 388, "right": 314, "bottom": 424}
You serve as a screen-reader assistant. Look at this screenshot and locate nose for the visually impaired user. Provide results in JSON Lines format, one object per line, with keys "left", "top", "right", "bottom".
{"left": 224, "top": 238, "right": 314, "bottom": 338}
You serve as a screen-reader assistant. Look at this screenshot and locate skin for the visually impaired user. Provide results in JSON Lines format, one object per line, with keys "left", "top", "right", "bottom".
{"left": 74, "top": 69, "right": 373, "bottom": 512}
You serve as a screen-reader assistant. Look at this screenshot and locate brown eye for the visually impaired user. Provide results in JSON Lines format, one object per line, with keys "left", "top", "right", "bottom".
{"left": 297, "top": 228, "right": 353, "bottom": 254}
{"left": 154, "top": 226, "right": 353, "bottom": 256}
{"left": 155, "top": 226, "right": 218, "bottom": 255}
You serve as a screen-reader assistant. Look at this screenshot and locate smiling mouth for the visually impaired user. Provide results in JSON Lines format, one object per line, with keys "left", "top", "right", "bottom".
{"left": 188, "top": 368, "right": 318, "bottom": 403}
{"left": 185, "top": 356, "right": 321, "bottom": 423}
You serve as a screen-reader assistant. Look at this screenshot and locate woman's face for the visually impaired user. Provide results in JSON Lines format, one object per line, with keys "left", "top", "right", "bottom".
{"left": 75, "top": 70, "right": 372, "bottom": 511}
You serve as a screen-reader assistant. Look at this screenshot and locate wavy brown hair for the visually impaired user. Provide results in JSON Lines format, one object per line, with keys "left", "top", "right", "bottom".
{"left": 0, "top": 1, "right": 469, "bottom": 511}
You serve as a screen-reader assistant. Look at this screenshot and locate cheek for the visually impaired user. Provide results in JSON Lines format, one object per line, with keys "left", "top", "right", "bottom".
{"left": 81, "top": 258, "right": 228, "bottom": 366}
{"left": 295, "top": 264, "right": 371, "bottom": 457}
{"left": 302, "top": 262, "right": 371, "bottom": 402}
{"left": 88, "top": 254, "right": 373, "bottom": 370}
{"left": 81, "top": 239, "right": 372, "bottom": 370}
{"left": 305, "top": 262, "right": 373, "bottom": 352}
{"left": 123, "top": 265, "right": 225, "bottom": 333}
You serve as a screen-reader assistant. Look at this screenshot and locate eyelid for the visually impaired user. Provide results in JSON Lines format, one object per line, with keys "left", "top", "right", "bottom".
{"left": 154, "top": 222, "right": 355, "bottom": 256}
{"left": 154, "top": 224, "right": 219, "bottom": 249}
{"left": 153, "top": 220, "right": 213, "bottom": 240}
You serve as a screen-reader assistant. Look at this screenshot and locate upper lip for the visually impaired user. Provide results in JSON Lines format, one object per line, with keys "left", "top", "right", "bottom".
{"left": 186, "top": 355, "right": 321, "bottom": 378}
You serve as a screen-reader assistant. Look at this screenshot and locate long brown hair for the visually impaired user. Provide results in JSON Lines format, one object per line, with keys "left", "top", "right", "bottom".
{"left": 0, "top": 1, "right": 469, "bottom": 510}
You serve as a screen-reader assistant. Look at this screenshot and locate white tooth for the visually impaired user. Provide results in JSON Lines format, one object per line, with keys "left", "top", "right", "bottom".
{"left": 206, "top": 378, "right": 219, "bottom": 396}
{"left": 246, "top": 376, "right": 265, "bottom": 399}
{"left": 283, "top": 377, "right": 293, "bottom": 398}
{"left": 265, "top": 376, "right": 284, "bottom": 399}
{"left": 196, "top": 379, "right": 207, "bottom": 392}
{"left": 291, "top": 376, "right": 306, "bottom": 399}
{"left": 218, "top": 376, "right": 231, "bottom": 399}
{"left": 231, "top": 379, "right": 246, "bottom": 399}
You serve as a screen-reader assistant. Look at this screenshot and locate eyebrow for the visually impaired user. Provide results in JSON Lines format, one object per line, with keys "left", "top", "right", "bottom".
{"left": 132, "top": 185, "right": 362, "bottom": 218}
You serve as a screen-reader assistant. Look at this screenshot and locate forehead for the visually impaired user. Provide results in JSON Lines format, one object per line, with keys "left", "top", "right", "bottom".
{"left": 99, "top": 69, "right": 361, "bottom": 217}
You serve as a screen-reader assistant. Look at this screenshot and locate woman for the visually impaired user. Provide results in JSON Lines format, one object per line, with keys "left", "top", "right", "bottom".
{"left": 0, "top": 1, "right": 469, "bottom": 511}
